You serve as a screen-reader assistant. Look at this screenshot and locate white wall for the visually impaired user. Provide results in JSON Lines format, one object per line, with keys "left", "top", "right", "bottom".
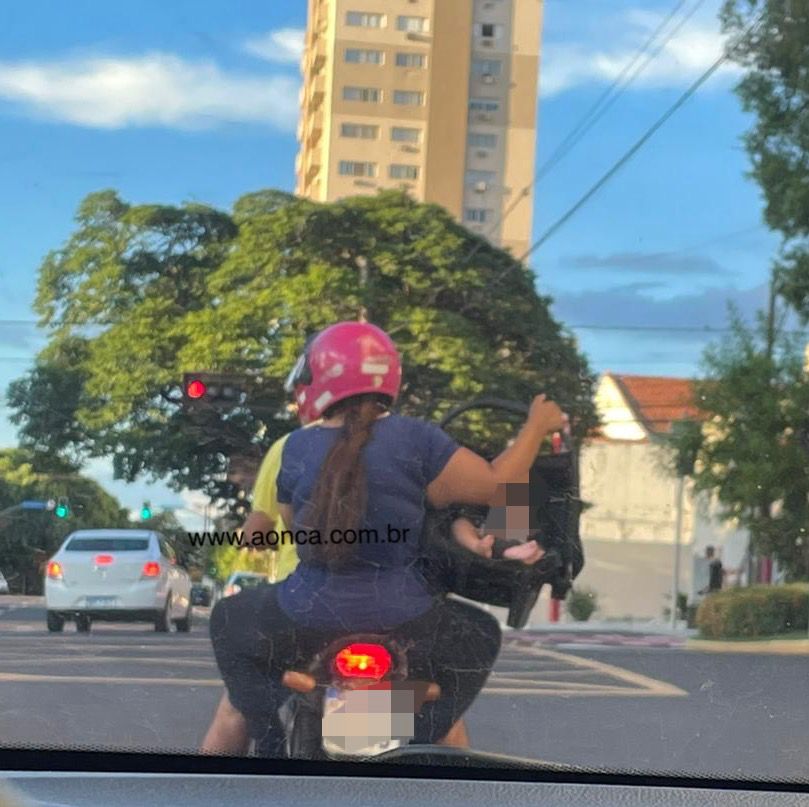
{"left": 576, "top": 440, "right": 750, "bottom": 618}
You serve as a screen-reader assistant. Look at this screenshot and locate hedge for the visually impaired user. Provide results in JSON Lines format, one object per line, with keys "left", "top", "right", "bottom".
{"left": 696, "top": 584, "right": 809, "bottom": 639}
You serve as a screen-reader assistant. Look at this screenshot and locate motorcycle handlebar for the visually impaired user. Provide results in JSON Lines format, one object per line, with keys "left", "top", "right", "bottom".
{"left": 438, "top": 396, "right": 573, "bottom": 453}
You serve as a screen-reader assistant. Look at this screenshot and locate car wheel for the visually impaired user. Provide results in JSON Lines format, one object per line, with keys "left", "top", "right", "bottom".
{"left": 175, "top": 602, "right": 193, "bottom": 633}
{"left": 46, "top": 611, "right": 65, "bottom": 633}
{"left": 154, "top": 596, "right": 172, "bottom": 633}
{"left": 76, "top": 615, "right": 92, "bottom": 633}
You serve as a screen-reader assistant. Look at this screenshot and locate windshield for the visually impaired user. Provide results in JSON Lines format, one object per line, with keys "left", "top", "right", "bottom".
{"left": 1, "top": 0, "right": 808, "bottom": 785}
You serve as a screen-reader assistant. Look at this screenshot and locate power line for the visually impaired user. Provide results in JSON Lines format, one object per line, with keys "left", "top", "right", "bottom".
{"left": 517, "top": 11, "right": 765, "bottom": 264}
{"left": 484, "top": 0, "right": 707, "bottom": 245}
{"left": 1, "top": 321, "right": 806, "bottom": 368}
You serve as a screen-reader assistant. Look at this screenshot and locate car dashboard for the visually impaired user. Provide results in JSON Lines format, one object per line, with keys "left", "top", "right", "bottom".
{"left": 3, "top": 770, "right": 809, "bottom": 807}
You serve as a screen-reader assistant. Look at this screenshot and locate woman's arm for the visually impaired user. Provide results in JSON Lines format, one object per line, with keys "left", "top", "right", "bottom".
{"left": 426, "top": 394, "right": 565, "bottom": 509}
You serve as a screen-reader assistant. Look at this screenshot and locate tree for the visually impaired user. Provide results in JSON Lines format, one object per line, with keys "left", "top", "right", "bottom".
{"left": 7, "top": 189, "right": 597, "bottom": 516}
{"left": 721, "top": 0, "right": 809, "bottom": 318}
{"left": 0, "top": 449, "right": 130, "bottom": 593}
{"left": 669, "top": 310, "right": 809, "bottom": 581}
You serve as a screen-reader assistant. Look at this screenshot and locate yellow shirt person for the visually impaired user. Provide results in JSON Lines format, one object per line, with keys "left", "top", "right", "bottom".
{"left": 251, "top": 433, "right": 299, "bottom": 582}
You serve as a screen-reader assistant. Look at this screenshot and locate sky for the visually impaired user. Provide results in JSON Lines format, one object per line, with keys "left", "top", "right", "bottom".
{"left": 0, "top": 0, "right": 789, "bottom": 522}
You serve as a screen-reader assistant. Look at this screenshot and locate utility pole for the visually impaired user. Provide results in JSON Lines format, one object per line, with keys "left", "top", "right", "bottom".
{"left": 671, "top": 475, "right": 686, "bottom": 630}
{"left": 750, "top": 271, "right": 779, "bottom": 586}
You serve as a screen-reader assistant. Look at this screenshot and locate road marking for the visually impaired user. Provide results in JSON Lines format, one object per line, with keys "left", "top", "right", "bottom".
{"left": 486, "top": 644, "right": 687, "bottom": 698}
{"left": 0, "top": 656, "right": 214, "bottom": 667}
{"left": 0, "top": 671, "right": 224, "bottom": 687}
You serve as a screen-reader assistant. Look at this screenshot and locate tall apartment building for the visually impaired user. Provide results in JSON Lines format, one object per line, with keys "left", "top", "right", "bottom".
{"left": 295, "top": 0, "right": 542, "bottom": 257}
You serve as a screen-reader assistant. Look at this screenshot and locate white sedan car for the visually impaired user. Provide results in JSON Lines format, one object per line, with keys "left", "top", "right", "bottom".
{"left": 44, "top": 529, "right": 192, "bottom": 634}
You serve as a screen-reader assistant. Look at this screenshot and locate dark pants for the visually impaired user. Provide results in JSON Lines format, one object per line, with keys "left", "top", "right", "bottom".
{"left": 209, "top": 585, "right": 501, "bottom": 755}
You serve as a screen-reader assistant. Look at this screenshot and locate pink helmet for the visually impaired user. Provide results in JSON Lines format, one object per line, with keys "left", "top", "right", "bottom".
{"left": 284, "top": 322, "right": 402, "bottom": 425}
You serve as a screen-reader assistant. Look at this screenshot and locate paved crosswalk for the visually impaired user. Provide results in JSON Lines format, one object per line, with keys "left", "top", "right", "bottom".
{"left": 488, "top": 637, "right": 687, "bottom": 697}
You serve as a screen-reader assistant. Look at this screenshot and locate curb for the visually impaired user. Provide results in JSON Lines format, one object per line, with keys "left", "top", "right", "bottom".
{"left": 686, "top": 638, "right": 809, "bottom": 655}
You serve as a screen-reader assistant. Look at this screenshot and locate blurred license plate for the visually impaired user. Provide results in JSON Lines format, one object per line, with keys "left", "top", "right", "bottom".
{"left": 86, "top": 596, "right": 117, "bottom": 607}
{"left": 322, "top": 685, "right": 415, "bottom": 757}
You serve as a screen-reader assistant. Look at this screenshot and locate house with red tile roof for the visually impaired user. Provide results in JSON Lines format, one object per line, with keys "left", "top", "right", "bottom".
{"left": 568, "top": 373, "right": 750, "bottom": 622}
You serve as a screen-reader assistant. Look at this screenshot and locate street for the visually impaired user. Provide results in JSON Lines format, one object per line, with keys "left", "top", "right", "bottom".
{"left": 1, "top": 598, "right": 808, "bottom": 780}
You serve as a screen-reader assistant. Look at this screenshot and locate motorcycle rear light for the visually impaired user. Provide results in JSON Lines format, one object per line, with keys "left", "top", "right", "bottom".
{"left": 46, "top": 561, "right": 63, "bottom": 580}
{"left": 142, "top": 561, "right": 161, "bottom": 578}
{"left": 334, "top": 643, "right": 392, "bottom": 680}
{"left": 95, "top": 554, "right": 114, "bottom": 566}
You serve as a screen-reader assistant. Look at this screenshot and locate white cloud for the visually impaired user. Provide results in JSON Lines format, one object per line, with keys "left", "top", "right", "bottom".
{"left": 243, "top": 28, "right": 306, "bottom": 65}
{"left": 0, "top": 52, "right": 301, "bottom": 131}
{"left": 541, "top": 9, "right": 742, "bottom": 98}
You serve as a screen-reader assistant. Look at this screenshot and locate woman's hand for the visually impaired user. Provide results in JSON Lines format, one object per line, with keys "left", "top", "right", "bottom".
{"left": 528, "top": 394, "right": 566, "bottom": 435}
{"left": 503, "top": 541, "right": 545, "bottom": 565}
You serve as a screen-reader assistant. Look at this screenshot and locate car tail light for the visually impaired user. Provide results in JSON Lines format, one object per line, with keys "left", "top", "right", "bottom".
{"left": 224, "top": 584, "right": 241, "bottom": 597}
{"left": 95, "top": 554, "right": 114, "bottom": 566}
{"left": 334, "top": 643, "right": 392, "bottom": 680}
{"left": 142, "top": 561, "right": 161, "bottom": 578}
{"left": 46, "top": 561, "right": 63, "bottom": 580}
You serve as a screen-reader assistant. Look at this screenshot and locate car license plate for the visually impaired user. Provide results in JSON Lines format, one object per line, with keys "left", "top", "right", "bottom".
{"left": 322, "top": 685, "right": 414, "bottom": 758}
{"left": 86, "top": 596, "right": 117, "bottom": 608}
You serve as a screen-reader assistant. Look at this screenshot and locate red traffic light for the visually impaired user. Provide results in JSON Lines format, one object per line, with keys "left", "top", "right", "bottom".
{"left": 186, "top": 379, "right": 207, "bottom": 400}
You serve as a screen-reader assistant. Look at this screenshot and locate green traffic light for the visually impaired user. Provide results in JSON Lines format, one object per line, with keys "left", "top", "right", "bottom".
{"left": 54, "top": 504, "right": 69, "bottom": 519}
{"left": 140, "top": 504, "right": 152, "bottom": 520}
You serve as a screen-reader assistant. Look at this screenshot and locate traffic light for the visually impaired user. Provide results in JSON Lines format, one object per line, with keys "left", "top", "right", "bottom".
{"left": 140, "top": 502, "right": 152, "bottom": 520}
{"left": 183, "top": 373, "right": 246, "bottom": 408}
{"left": 54, "top": 497, "right": 70, "bottom": 519}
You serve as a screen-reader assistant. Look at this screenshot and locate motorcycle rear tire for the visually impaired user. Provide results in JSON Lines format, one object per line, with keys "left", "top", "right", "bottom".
{"left": 282, "top": 696, "right": 326, "bottom": 761}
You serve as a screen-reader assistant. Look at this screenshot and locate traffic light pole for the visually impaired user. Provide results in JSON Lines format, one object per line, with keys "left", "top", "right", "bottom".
{"left": 0, "top": 500, "right": 57, "bottom": 528}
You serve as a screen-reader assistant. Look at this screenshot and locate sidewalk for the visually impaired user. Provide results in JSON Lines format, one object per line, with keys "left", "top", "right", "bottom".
{"left": 501, "top": 619, "right": 694, "bottom": 648}
{"left": 686, "top": 636, "right": 809, "bottom": 655}
{"left": 509, "top": 618, "right": 695, "bottom": 635}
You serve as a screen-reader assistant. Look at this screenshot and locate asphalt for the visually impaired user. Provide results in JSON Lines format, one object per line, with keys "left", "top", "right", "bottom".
{"left": 1, "top": 599, "right": 808, "bottom": 781}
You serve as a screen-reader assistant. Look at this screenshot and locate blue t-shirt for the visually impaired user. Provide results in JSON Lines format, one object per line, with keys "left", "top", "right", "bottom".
{"left": 276, "top": 413, "right": 459, "bottom": 631}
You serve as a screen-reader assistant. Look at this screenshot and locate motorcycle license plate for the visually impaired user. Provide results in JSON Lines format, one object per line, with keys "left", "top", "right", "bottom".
{"left": 321, "top": 684, "right": 415, "bottom": 757}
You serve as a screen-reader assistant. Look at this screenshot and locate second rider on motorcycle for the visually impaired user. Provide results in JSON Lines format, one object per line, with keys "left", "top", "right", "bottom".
{"left": 201, "top": 321, "right": 566, "bottom": 756}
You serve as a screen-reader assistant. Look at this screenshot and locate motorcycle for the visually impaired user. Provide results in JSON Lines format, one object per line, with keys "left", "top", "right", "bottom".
{"left": 267, "top": 397, "right": 583, "bottom": 761}
{"left": 273, "top": 634, "right": 440, "bottom": 760}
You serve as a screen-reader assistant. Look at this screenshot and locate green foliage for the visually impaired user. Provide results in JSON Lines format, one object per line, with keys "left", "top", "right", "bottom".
{"left": 696, "top": 583, "right": 809, "bottom": 638}
{"left": 7, "top": 189, "right": 597, "bottom": 516}
{"left": 209, "top": 545, "right": 276, "bottom": 583}
{"left": 0, "top": 449, "right": 130, "bottom": 593}
{"left": 668, "top": 310, "right": 809, "bottom": 580}
{"left": 721, "top": 1, "right": 809, "bottom": 319}
{"left": 567, "top": 587, "right": 598, "bottom": 622}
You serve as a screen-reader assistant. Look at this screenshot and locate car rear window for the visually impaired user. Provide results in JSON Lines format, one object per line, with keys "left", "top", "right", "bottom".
{"left": 65, "top": 538, "right": 150, "bottom": 552}
{"left": 234, "top": 575, "right": 265, "bottom": 587}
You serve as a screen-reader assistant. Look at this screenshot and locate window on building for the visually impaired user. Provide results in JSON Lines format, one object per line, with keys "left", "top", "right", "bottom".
{"left": 339, "top": 161, "right": 377, "bottom": 177}
{"left": 391, "top": 126, "right": 422, "bottom": 143}
{"left": 389, "top": 164, "right": 420, "bottom": 180}
{"left": 343, "top": 86, "right": 381, "bottom": 103}
{"left": 474, "top": 22, "right": 504, "bottom": 38}
{"left": 341, "top": 123, "right": 379, "bottom": 139}
{"left": 345, "top": 48, "right": 384, "bottom": 65}
{"left": 395, "top": 52, "right": 427, "bottom": 68}
{"left": 472, "top": 58, "right": 503, "bottom": 77}
{"left": 465, "top": 169, "right": 496, "bottom": 185}
{"left": 468, "top": 132, "right": 497, "bottom": 148}
{"left": 346, "top": 11, "right": 384, "bottom": 27}
{"left": 464, "top": 208, "right": 493, "bottom": 223}
{"left": 393, "top": 90, "right": 425, "bottom": 106}
{"left": 396, "top": 15, "right": 429, "bottom": 33}
{"left": 469, "top": 98, "right": 500, "bottom": 113}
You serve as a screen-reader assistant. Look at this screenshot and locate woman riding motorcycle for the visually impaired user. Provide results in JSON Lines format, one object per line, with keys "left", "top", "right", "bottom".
{"left": 202, "top": 321, "right": 566, "bottom": 756}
